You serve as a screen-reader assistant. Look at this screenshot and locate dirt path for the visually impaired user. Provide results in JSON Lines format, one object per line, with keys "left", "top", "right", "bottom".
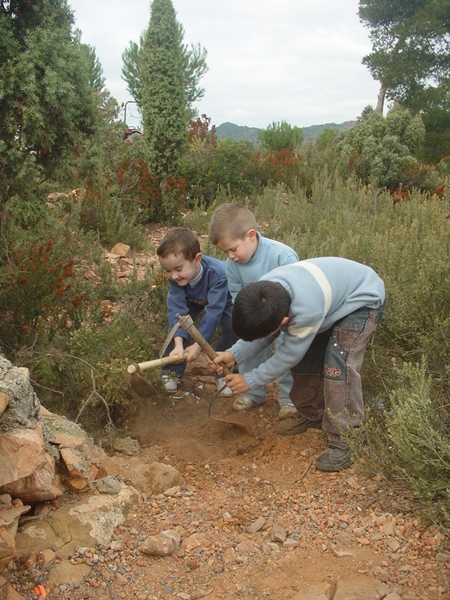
{"left": 5, "top": 359, "right": 450, "bottom": 600}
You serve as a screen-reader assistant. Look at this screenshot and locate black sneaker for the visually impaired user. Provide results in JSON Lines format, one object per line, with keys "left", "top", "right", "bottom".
{"left": 315, "top": 440, "right": 352, "bottom": 472}
{"left": 277, "top": 415, "right": 322, "bottom": 436}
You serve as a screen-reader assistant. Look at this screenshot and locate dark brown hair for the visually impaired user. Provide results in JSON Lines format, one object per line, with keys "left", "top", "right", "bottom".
{"left": 157, "top": 227, "right": 201, "bottom": 262}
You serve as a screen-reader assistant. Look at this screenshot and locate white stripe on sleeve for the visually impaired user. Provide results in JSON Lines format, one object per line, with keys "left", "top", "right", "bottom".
{"left": 287, "top": 261, "right": 333, "bottom": 338}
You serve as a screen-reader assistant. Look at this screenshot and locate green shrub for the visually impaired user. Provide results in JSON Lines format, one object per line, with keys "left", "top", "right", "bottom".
{"left": 179, "top": 138, "right": 257, "bottom": 206}
{"left": 30, "top": 277, "right": 169, "bottom": 428}
{"left": 348, "top": 361, "right": 450, "bottom": 529}
{"left": 79, "top": 190, "right": 151, "bottom": 250}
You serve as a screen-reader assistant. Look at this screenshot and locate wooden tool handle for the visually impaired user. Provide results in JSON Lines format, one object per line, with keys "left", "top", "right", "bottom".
{"left": 127, "top": 352, "right": 188, "bottom": 374}
{"left": 178, "top": 315, "right": 234, "bottom": 376}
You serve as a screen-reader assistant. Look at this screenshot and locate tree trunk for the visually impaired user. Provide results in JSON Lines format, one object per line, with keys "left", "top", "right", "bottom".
{"left": 376, "top": 83, "right": 386, "bottom": 114}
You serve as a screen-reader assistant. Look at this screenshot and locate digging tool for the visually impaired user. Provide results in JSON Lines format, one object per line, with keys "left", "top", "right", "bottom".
{"left": 159, "top": 321, "right": 183, "bottom": 358}
{"left": 176, "top": 314, "right": 234, "bottom": 375}
{"left": 127, "top": 352, "right": 188, "bottom": 399}
{"left": 176, "top": 314, "right": 248, "bottom": 433}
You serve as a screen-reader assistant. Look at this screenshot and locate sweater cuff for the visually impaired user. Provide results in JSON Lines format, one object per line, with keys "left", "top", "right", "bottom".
{"left": 243, "top": 372, "right": 263, "bottom": 390}
{"left": 228, "top": 342, "right": 246, "bottom": 364}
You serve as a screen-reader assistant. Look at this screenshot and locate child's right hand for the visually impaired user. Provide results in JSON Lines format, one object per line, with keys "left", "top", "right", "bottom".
{"left": 210, "top": 351, "right": 236, "bottom": 374}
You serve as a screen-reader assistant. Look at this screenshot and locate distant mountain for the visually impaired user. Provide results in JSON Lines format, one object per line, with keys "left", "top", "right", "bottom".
{"left": 215, "top": 122, "right": 260, "bottom": 145}
{"left": 215, "top": 120, "right": 356, "bottom": 145}
{"left": 302, "top": 121, "right": 356, "bottom": 141}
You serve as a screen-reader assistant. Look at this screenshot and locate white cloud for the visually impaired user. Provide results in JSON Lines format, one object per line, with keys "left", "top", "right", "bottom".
{"left": 69, "top": 0, "right": 380, "bottom": 129}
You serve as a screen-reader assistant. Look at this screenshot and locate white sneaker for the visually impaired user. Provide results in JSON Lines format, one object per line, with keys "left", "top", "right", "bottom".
{"left": 278, "top": 402, "right": 298, "bottom": 420}
{"left": 216, "top": 379, "right": 233, "bottom": 396}
{"left": 162, "top": 375, "right": 178, "bottom": 392}
{"left": 233, "top": 395, "right": 259, "bottom": 411}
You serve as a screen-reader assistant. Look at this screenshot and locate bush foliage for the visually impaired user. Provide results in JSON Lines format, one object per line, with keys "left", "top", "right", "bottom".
{"left": 1, "top": 46, "right": 449, "bottom": 535}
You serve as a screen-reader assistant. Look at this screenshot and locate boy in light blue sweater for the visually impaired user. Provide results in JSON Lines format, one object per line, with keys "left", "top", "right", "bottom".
{"left": 209, "top": 204, "right": 299, "bottom": 419}
{"left": 212, "top": 258, "right": 386, "bottom": 472}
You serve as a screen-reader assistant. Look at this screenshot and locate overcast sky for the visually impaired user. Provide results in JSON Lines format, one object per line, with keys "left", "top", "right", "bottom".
{"left": 69, "top": 0, "right": 380, "bottom": 130}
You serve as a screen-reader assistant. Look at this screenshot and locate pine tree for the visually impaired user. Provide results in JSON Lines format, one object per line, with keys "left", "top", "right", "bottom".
{"left": 0, "top": 0, "right": 99, "bottom": 217}
{"left": 141, "top": 0, "right": 187, "bottom": 183}
{"left": 258, "top": 121, "right": 304, "bottom": 151}
{"left": 358, "top": 0, "right": 450, "bottom": 162}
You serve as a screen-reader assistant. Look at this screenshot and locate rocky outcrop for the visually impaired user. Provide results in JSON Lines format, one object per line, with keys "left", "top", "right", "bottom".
{"left": 15, "top": 483, "right": 142, "bottom": 559}
{"left": 0, "top": 357, "right": 40, "bottom": 431}
{"left": 0, "top": 355, "right": 182, "bottom": 570}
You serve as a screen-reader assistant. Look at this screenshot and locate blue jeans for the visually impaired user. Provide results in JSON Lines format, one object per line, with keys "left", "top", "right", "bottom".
{"left": 161, "top": 303, "right": 238, "bottom": 380}
{"left": 289, "top": 302, "right": 385, "bottom": 438}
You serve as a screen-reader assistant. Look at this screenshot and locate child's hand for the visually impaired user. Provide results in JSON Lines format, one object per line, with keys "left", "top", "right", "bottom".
{"left": 224, "top": 373, "right": 250, "bottom": 394}
{"left": 208, "top": 351, "right": 236, "bottom": 374}
{"left": 169, "top": 337, "right": 185, "bottom": 363}
{"left": 185, "top": 342, "right": 202, "bottom": 362}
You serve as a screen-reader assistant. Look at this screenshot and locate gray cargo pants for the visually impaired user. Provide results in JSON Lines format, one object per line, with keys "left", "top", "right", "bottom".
{"left": 289, "top": 303, "right": 385, "bottom": 439}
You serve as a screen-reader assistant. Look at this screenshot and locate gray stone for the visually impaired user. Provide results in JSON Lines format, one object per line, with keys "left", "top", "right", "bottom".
{"left": 113, "top": 436, "right": 140, "bottom": 456}
{"left": 92, "top": 476, "right": 122, "bottom": 495}
{"left": 0, "top": 357, "right": 40, "bottom": 432}
{"left": 15, "top": 484, "right": 142, "bottom": 557}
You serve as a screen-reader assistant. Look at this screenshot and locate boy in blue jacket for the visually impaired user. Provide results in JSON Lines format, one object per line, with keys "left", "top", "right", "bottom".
{"left": 209, "top": 204, "right": 299, "bottom": 419}
{"left": 157, "top": 227, "right": 237, "bottom": 394}
{"left": 212, "top": 258, "right": 386, "bottom": 472}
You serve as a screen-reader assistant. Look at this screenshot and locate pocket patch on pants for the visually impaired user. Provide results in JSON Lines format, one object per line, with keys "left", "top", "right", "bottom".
{"left": 324, "top": 330, "right": 347, "bottom": 382}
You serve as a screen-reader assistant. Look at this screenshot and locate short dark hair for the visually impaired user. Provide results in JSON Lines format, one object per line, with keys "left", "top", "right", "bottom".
{"left": 156, "top": 227, "right": 200, "bottom": 262}
{"left": 232, "top": 281, "right": 291, "bottom": 341}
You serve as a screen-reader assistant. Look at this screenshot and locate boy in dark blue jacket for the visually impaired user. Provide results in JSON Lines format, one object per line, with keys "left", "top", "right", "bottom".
{"left": 157, "top": 227, "right": 237, "bottom": 393}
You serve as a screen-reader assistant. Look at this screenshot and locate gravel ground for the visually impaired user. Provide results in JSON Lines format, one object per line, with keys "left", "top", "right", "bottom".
{"left": 3, "top": 359, "right": 450, "bottom": 600}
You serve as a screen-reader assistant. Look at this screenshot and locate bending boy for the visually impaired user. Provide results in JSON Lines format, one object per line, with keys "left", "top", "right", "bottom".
{"left": 213, "top": 258, "right": 386, "bottom": 472}
{"left": 157, "top": 227, "right": 237, "bottom": 394}
{"left": 209, "top": 204, "right": 299, "bottom": 420}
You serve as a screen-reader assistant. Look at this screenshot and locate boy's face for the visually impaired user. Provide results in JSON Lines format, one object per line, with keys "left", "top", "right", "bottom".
{"left": 216, "top": 229, "right": 258, "bottom": 264}
{"left": 158, "top": 252, "right": 202, "bottom": 286}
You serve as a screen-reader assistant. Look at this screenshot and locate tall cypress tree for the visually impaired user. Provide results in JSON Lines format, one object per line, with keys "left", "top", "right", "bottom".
{"left": 122, "top": 24, "right": 208, "bottom": 115}
{"left": 141, "top": 0, "right": 187, "bottom": 183}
